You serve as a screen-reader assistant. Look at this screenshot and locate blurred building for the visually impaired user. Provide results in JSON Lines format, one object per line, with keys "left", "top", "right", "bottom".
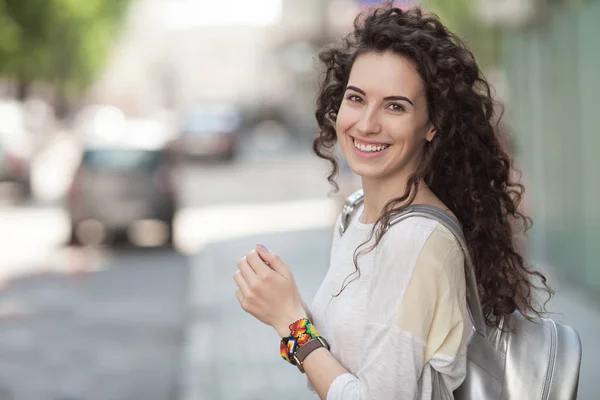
{"left": 87, "top": 0, "right": 368, "bottom": 139}
{"left": 476, "top": 0, "right": 600, "bottom": 294}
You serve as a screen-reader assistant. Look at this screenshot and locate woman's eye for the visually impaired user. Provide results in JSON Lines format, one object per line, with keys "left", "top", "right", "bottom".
{"left": 387, "top": 103, "right": 405, "bottom": 112}
{"left": 346, "top": 95, "right": 363, "bottom": 103}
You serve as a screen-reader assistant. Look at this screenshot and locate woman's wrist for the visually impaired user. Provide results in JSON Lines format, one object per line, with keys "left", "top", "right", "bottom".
{"left": 301, "top": 298, "right": 313, "bottom": 322}
{"left": 278, "top": 317, "right": 329, "bottom": 372}
{"left": 274, "top": 310, "right": 308, "bottom": 338}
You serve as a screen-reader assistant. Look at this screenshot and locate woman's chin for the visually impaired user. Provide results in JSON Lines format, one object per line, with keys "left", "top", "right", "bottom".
{"left": 347, "top": 163, "right": 386, "bottom": 181}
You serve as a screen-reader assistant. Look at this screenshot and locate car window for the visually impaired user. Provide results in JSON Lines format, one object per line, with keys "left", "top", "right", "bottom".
{"left": 184, "top": 111, "right": 241, "bottom": 133}
{"left": 82, "top": 149, "right": 163, "bottom": 171}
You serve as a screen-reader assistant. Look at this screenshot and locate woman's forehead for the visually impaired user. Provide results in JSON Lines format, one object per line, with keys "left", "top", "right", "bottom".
{"left": 348, "top": 52, "right": 425, "bottom": 100}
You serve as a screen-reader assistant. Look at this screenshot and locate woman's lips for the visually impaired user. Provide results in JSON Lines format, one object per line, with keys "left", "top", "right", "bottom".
{"left": 350, "top": 137, "right": 391, "bottom": 159}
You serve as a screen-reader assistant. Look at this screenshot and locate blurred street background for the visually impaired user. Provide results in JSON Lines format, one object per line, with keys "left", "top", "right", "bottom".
{"left": 0, "top": 0, "right": 598, "bottom": 399}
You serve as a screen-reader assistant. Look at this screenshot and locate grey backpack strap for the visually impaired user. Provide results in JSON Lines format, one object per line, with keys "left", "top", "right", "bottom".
{"left": 390, "top": 206, "right": 487, "bottom": 337}
{"left": 339, "top": 189, "right": 488, "bottom": 337}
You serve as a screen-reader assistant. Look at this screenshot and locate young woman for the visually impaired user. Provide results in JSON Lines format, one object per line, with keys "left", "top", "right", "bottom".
{"left": 233, "top": 5, "right": 552, "bottom": 399}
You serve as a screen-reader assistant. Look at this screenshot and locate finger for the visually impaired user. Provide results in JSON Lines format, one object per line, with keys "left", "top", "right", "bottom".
{"left": 233, "top": 270, "right": 252, "bottom": 298}
{"left": 256, "top": 245, "right": 288, "bottom": 276}
{"left": 245, "top": 249, "right": 272, "bottom": 277}
{"left": 237, "top": 257, "right": 258, "bottom": 286}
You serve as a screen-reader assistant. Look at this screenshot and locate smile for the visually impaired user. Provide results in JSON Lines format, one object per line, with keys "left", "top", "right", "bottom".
{"left": 352, "top": 137, "right": 391, "bottom": 153}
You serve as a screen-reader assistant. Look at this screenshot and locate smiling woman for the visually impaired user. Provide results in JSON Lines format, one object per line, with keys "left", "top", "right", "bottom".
{"left": 234, "top": 4, "right": 553, "bottom": 400}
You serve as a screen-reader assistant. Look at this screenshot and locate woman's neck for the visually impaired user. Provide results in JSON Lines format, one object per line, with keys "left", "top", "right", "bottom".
{"left": 360, "top": 176, "right": 428, "bottom": 224}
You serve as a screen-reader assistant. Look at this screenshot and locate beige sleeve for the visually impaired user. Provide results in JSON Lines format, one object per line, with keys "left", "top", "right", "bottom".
{"left": 395, "top": 223, "right": 467, "bottom": 363}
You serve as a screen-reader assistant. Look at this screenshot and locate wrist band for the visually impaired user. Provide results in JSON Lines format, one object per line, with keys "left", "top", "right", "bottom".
{"left": 280, "top": 318, "right": 329, "bottom": 372}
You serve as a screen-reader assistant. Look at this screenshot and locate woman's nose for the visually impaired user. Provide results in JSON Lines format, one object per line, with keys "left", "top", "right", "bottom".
{"left": 355, "top": 107, "right": 381, "bottom": 135}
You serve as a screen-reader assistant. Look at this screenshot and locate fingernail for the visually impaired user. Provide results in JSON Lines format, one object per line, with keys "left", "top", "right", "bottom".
{"left": 257, "top": 244, "right": 269, "bottom": 253}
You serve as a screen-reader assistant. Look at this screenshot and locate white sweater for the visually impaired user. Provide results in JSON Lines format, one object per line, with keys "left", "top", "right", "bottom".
{"left": 308, "top": 205, "right": 469, "bottom": 399}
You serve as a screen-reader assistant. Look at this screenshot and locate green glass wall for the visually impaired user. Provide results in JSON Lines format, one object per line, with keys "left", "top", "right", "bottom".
{"left": 501, "top": 0, "right": 600, "bottom": 294}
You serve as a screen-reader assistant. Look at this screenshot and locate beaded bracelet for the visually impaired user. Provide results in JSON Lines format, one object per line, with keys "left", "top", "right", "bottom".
{"left": 279, "top": 318, "right": 323, "bottom": 364}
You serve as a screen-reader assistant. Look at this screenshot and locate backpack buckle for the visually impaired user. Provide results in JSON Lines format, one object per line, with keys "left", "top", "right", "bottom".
{"left": 339, "top": 189, "right": 365, "bottom": 235}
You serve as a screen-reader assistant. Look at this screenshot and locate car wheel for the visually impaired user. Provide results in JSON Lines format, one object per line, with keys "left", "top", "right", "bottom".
{"left": 69, "top": 224, "right": 80, "bottom": 246}
{"left": 163, "top": 218, "right": 175, "bottom": 247}
{"left": 20, "top": 178, "right": 32, "bottom": 199}
{"left": 111, "top": 230, "right": 131, "bottom": 247}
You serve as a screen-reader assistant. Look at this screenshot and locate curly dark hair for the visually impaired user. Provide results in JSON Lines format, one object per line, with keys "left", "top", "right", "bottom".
{"left": 313, "top": 5, "right": 552, "bottom": 329}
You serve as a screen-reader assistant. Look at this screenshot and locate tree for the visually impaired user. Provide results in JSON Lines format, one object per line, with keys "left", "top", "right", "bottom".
{"left": 424, "top": 0, "right": 501, "bottom": 69}
{"left": 0, "top": 0, "right": 133, "bottom": 116}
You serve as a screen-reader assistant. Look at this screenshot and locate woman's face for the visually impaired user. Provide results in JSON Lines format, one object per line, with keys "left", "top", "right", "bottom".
{"left": 335, "top": 51, "right": 435, "bottom": 183}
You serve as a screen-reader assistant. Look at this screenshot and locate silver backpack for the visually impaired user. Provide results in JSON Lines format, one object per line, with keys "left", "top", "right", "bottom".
{"left": 341, "top": 189, "right": 582, "bottom": 400}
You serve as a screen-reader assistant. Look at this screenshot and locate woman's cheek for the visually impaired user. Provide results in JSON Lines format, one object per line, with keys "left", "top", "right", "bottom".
{"left": 336, "top": 105, "right": 356, "bottom": 137}
{"left": 335, "top": 110, "right": 348, "bottom": 141}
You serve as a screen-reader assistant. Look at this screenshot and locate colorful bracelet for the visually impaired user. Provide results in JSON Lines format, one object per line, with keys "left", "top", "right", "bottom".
{"left": 279, "top": 318, "right": 324, "bottom": 364}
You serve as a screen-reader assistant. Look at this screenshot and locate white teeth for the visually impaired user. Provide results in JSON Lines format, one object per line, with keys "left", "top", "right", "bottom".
{"left": 353, "top": 139, "right": 389, "bottom": 152}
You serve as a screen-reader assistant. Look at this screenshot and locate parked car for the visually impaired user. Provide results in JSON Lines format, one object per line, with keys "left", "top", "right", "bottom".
{"left": 67, "top": 144, "right": 177, "bottom": 247}
{"left": 177, "top": 105, "right": 243, "bottom": 161}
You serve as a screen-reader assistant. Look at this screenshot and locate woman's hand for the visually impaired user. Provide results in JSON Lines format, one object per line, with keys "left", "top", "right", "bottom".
{"left": 233, "top": 244, "right": 307, "bottom": 337}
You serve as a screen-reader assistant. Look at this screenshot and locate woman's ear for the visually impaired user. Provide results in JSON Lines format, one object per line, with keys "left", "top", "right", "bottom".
{"left": 425, "top": 123, "right": 436, "bottom": 142}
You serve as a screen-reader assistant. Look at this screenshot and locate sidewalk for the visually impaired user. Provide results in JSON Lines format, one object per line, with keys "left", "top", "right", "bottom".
{"left": 180, "top": 226, "right": 600, "bottom": 400}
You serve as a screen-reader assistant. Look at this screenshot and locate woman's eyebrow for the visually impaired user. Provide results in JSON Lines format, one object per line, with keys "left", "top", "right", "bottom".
{"left": 383, "top": 95, "right": 414, "bottom": 106}
{"left": 345, "top": 85, "right": 414, "bottom": 106}
{"left": 345, "top": 85, "right": 367, "bottom": 96}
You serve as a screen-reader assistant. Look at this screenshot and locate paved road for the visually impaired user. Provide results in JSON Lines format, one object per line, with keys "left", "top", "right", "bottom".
{"left": 0, "top": 247, "right": 189, "bottom": 400}
{"left": 0, "top": 140, "right": 342, "bottom": 400}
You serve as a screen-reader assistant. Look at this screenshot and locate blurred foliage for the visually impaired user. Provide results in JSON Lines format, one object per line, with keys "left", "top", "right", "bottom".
{"left": 0, "top": 0, "right": 132, "bottom": 102}
{"left": 424, "top": 0, "right": 501, "bottom": 69}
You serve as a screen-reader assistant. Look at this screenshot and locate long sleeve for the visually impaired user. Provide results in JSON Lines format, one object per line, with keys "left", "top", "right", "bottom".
{"left": 325, "top": 223, "right": 467, "bottom": 400}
